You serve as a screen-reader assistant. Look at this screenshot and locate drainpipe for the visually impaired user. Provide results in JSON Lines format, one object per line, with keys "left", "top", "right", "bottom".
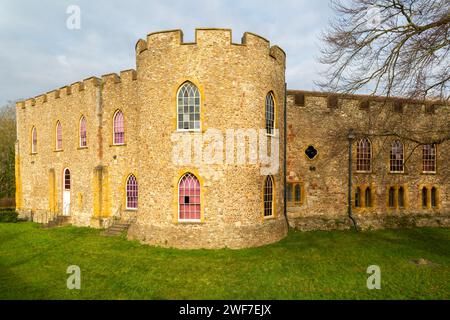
{"left": 347, "top": 129, "right": 358, "bottom": 231}
{"left": 283, "top": 82, "right": 289, "bottom": 229}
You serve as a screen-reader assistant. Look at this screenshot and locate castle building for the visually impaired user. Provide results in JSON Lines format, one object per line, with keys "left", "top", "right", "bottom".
{"left": 15, "top": 29, "right": 449, "bottom": 249}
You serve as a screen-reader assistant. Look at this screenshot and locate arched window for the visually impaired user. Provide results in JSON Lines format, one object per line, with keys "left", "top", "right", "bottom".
{"left": 286, "top": 183, "right": 292, "bottom": 203}
{"left": 398, "top": 187, "right": 405, "bottom": 208}
{"left": 177, "top": 82, "right": 200, "bottom": 131}
{"left": 64, "top": 168, "right": 71, "bottom": 190}
{"left": 431, "top": 187, "right": 437, "bottom": 208}
{"left": 56, "top": 121, "right": 62, "bottom": 150}
{"left": 422, "top": 187, "right": 428, "bottom": 208}
{"left": 126, "top": 174, "right": 138, "bottom": 209}
{"left": 265, "top": 92, "right": 275, "bottom": 135}
{"left": 365, "top": 187, "right": 372, "bottom": 207}
{"left": 178, "top": 173, "right": 201, "bottom": 221}
{"left": 79, "top": 116, "right": 87, "bottom": 147}
{"left": 388, "top": 187, "right": 395, "bottom": 208}
{"left": 356, "top": 138, "right": 371, "bottom": 172}
{"left": 294, "top": 184, "right": 301, "bottom": 205}
{"left": 31, "top": 126, "right": 37, "bottom": 153}
{"left": 113, "top": 110, "right": 125, "bottom": 145}
{"left": 390, "top": 140, "right": 404, "bottom": 172}
{"left": 355, "top": 187, "right": 361, "bottom": 207}
{"left": 423, "top": 144, "right": 436, "bottom": 173}
{"left": 264, "top": 175, "right": 274, "bottom": 217}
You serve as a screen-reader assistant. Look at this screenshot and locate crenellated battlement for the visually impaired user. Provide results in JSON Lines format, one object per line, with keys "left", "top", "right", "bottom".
{"left": 287, "top": 90, "right": 447, "bottom": 115}
{"left": 17, "top": 28, "right": 285, "bottom": 109}
{"left": 135, "top": 28, "right": 286, "bottom": 64}
{"left": 17, "top": 70, "right": 136, "bottom": 109}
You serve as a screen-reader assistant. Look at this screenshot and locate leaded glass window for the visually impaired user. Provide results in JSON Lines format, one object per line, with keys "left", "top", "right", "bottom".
{"left": 80, "top": 116, "right": 87, "bottom": 147}
{"left": 126, "top": 174, "right": 138, "bottom": 209}
{"left": 264, "top": 175, "right": 274, "bottom": 217}
{"left": 390, "top": 140, "right": 404, "bottom": 172}
{"left": 113, "top": 110, "right": 125, "bottom": 145}
{"left": 177, "top": 82, "right": 200, "bottom": 131}
{"left": 356, "top": 138, "right": 371, "bottom": 172}
{"left": 265, "top": 93, "right": 275, "bottom": 135}
{"left": 56, "top": 121, "right": 62, "bottom": 150}
{"left": 179, "top": 173, "right": 201, "bottom": 220}
{"left": 422, "top": 144, "right": 436, "bottom": 173}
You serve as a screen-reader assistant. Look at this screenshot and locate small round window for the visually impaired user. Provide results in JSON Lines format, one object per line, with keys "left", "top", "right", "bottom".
{"left": 305, "top": 145, "right": 318, "bottom": 160}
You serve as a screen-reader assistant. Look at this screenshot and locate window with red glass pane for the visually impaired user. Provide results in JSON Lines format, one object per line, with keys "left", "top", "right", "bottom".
{"left": 356, "top": 138, "right": 371, "bottom": 172}
{"left": 390, "top": 140, "right": 404, "bottom": 172}
{"left": 126, "top": 174, "right": 138, "bottom": 209}
{"left": 113, "top": 110, "right": 124, "bottom": 144}
{"left": 264, "top": 175, "right": 274, "bottom": 217}
{"left": 56, "top": 121, "right": 62, "bottom": 150}
{"left": 178, "top": 173, "right": 201, "bottom": 221}
{"left": 31, "top": 127, "right": 37, "bottom": 153}
{"left": 422, "top": 144, "right": 436, "bottom": 173}
{"left": 80, "top": 116, "right": 87, "bottom": 147}
{"left": 64, "top": 168, "right": 71, "bottom": 190}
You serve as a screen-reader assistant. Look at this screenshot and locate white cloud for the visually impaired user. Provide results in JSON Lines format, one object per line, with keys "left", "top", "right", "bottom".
{"left": 0, "top": 0, "right": 334, "bottom": 105}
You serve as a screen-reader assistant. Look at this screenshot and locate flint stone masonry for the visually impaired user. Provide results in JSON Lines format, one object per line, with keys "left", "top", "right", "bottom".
{"left": 15, "top": 29, "right": 288, "bottom": 249}
{"left": 15, "top": 28, "right": 449, "bottom": 249}
{"left": 286, "top": 91, "right": 449, "bottom": 231}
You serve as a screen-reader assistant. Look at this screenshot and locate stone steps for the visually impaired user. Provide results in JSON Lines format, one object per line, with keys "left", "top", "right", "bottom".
{"left": 41, "top": 215, "right": 71, "bottom": 228}
{"left": 102, "top": 220, "right": 131, "bottom": 237}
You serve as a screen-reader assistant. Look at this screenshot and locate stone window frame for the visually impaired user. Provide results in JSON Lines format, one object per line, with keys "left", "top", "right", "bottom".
{"left": 386, "top": 184, "right": 408, "bottom": 210}
{"left": 422, "top": 144, "right": 437, "bottom": 174}
{"left": 125, "top": 174, "right": 138, "bottom": 210}
{"left": 419, "top": 184, "right": 440, "bottom": 210}
{"left": 79, "top": 115, "right": 87, "bottom": 148}
{"left": 113, "top": 109, "right": 125, "bottom": 145}
{"left": 263, "top": 175, "right": 275, "bottom": 218}
{"left": 265, "top": 91, "right": 276, "bottom": 136}
{"left": 55, "top": 120, "right": 63, "bottom": 151}
{"left": 286, "top": 181, "right": 305, "bottom": 207}
{"left": 63, "top": 167, "right": 71, "bottom": 191}
{"left": 31, "top": 126, "right": 37, "bottom": 154}
{"left": 356, "top": 137, "right": 372, "bottom": 173}
{"left": 353, "top": 184, "right": 375, "bottom": 210}
{"left": 178, "top": 172, "right": 202, "bottom": 222}
{"left": 389, "top": 140, "right": 404, "bottom": 173}
{"left": 176, "top": 81, "right": 201, "bottom": 132}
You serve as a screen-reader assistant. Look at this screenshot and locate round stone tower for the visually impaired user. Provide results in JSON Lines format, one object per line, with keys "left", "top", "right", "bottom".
{"left": 128, "top": 28, "right": 287, "bottom": 249}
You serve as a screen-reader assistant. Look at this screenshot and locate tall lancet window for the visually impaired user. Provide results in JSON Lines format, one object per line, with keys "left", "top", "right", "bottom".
{"left": 177, "top": 82, "right": 200, "bottom": 131}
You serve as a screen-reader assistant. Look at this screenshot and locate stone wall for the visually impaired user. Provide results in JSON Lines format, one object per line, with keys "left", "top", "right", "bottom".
{"left": 15, "top": 29, "right": 449, "bottom": 250}
{"left": 129, "top": 29, "right": 288, "bottom": 248}
{"left": 16, "top": 29, "right": 288, "bottom": 249}
{"left": 286, "top": 91, "right": 450, "bottom": 230}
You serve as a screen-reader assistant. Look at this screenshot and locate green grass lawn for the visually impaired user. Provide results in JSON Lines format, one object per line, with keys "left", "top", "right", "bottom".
{"left": 0, "top": 222, "right": 449, "bottom": 299}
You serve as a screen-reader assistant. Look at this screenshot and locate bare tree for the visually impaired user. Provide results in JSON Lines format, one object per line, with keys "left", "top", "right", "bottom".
{"left": 318, "top": 0, "right": 450, "bottom": 102}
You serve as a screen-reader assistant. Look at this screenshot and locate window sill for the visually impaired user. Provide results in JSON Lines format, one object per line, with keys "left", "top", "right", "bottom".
{"left": 178, "top": 219, "right": 202, "bottom": 224}
{"left": 30, "top": 152, "right": 37, "bottom": 155}
{"left": 110, "top": 143, "right": 127, "bottom": 147}
{"left": 263, "top": 215, "right": 276, "bottom": 220}
{"left": 389, "top": 171, "right": 405, "bottom": 174}
{"left": 125, "top": 208, "right": 138, "bottom": 211}
{"left": 176, "top": 129, "right": 202, "bottom": 133}
{"left": 287, "top": 203, "right": 303, "bottom": 208}
{"left": 422, "top": 171, "right": 437, "bottom": 175}
{"left": 54, "top": 149, "right": 63, "bottom": 153}
{"left": 78, "top": 146, "right": 88, "bottom": 150}
{"left": 422, "top": 207, "right": 440, "bottom": 211}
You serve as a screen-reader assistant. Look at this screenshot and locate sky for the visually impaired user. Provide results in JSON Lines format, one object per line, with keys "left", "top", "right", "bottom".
{"left": 0, "top": 0, "right": 334, "bottom": 106}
